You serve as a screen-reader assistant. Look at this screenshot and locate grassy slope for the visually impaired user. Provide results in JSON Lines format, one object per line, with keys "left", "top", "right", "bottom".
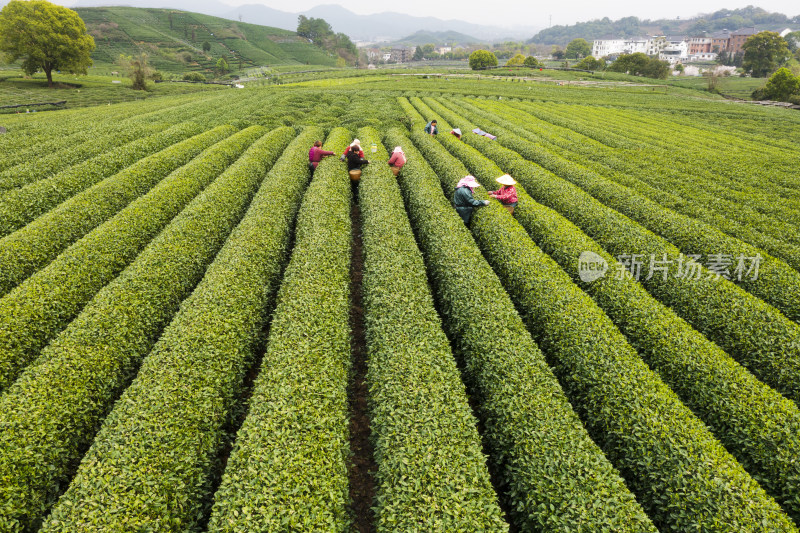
{"left": 74, "top": 6, "right": 336, "bottom": 74}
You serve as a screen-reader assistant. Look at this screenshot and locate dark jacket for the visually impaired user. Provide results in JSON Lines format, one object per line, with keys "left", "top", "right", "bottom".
{"left": 346, "top": 151, "right": 368, "bottom": 171}
{"left": 453, "top": 186, "right": 484, "bottom": 224}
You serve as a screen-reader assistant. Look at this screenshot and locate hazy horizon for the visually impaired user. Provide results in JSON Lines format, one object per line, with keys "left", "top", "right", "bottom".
{"left": 43, "top": 0, "right": 800, "bottom": 32}
{"left": 214, "top": 0, "right": 798, "bottom": 28}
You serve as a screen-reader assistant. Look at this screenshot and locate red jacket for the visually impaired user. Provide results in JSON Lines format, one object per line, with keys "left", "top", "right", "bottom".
{"left": 343, "top": 147, "right": 365, "bottom": 158}
{"left": 388, "top": 152, "right": 406, "bottom": 168}
{"left": 490, "top": 185, "right": 517, "bottom": 204}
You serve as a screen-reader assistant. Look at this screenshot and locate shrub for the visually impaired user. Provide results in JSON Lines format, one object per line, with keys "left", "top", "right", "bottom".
{"left": 0, "top": 125, "right": 292, "bottom": 532}
{"left": 522, "top": 55, "right": 540, "bottom": 68}
{"left": 574, "top": 55, "right": 605, "bottom": 70}
{"left": 408, "top": 99, "right": 800, "bottom": 523}
{"left": 754, "top": 67, "right": 800, "bottom": 101}
{"left": 0, "top": 125, "right": 243, "bottom": 392}
{"left": 421, "top": 95, "right": 800, "bottom": 404}
{"left": 400, "top": 98, "right": 797, "bottom": 531}
{"left": 0, "top": 120, "right": 162, "bottom": 192}
{"left": 385, "top": 127, "right": 657, "bottom": 532}
{"left": 42, "top": 128, "right": 313, "bottom": 532}
{"left": 207, "top": 127, "right": 354, "bottom": 532}
{"left": 505, "top": 53, "right": 525, "bottom": 66}
{"left": 357, "top": 127, "right": 508, "bottom": 531}
{"left": 469, "top": 49, "right": 498, "bottom": 70}
{"left": 183, "top": 71, "right": 206, "bottom": 82}
{"left": 459, "top": 97, "right": 800, "bottom": 274}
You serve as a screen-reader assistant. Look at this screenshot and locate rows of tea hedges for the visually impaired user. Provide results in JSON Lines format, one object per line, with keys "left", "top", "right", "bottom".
{"left": 0, "top": 123, "right": 294, "bottom": 531}
{"left": 42, "top": 127, "right": 319, "bottom": 532}
{"left": 415, "top": 96, "right": 800, "bottom": 405}
{"left": 1, "top": 79, "right": 799, "bottom": 531}
{"left": 402, "top": 99, "right": 800, "bottom": 522}
{"left": 206, "top": 127, "right": 354, "bottom": 532}
{"left": 401, "top": 99, "right": 797, "bottom": 530}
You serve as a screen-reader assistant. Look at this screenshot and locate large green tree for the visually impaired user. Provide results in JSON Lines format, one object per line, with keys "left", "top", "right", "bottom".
{"left": 0, "top": 0, "right": 94, "bottom": 88}
{"left": 469, "top": 49, "right": 498, "bottom": 70}
{"left": 523, "top": 55, "right": 541, "bottom": 68}
{"left": 608, "top": 52, "right": 670, "bottom": 79}
{"left": 565, "top": 38, "right": 591, "bottom": 59}
{"left": 742, "top": 31, "right": 790, "bottom": 77}
{"left": 753, "top": 67, "right": 800, "bottom": 101}
{"left": 574, "top": 55, "right": 605, "bottom": 70}
{"left": 506, "top": 53, "right": 525, "bottom": 66}
{"left": 296, "top": 15, "right": 357, "bottom": 65}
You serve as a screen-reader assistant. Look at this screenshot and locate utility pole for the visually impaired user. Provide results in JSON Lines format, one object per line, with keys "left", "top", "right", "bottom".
{"left": 549, "top": 15, "right": 552, "bottom": 27}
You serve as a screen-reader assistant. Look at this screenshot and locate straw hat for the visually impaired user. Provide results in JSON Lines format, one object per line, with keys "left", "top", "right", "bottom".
{"left": 350, "top": 139, "right": 361, "bottom": 148}
{"left": 393, "top": 146, "right": 403, "bottom": 153}
{"left": 453, "top": 128, "right": 461, "bottom": 135}
{"left": 496, "top": 174, "right": 516, "bottom": 186}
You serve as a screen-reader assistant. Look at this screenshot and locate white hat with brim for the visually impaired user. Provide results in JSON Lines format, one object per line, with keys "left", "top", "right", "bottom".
{"left": 496, "top": 174, "right": 516, "bottom": 186}
{"left": 350, "top": 139, "right": 361, "bottom": 148}
{"left": 393, "top": 146, "right": 403, "bottom": 153}
{"left": 453, "top": 128, "right": 461, "bottom": 135}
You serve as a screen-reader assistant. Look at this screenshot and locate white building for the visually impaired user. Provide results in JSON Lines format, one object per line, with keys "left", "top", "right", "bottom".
{"left": 658, "top": 41, "right": 689, "bottom": 64}
{"left": 592, "top": 38, "right": 625, "bottom": 58}
{"left": 687, "top": 52, "right": 718, "bottom": 62}
{"left": 591, "top": 37, "right": 648, "bottom": 58}
{"left": 593, "top": 35, "right": 690, "bottom": 60}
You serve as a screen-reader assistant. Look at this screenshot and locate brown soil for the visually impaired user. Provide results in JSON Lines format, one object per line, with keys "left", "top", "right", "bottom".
{"left": 347, "top": 198, "right": 377, "bottom": 532}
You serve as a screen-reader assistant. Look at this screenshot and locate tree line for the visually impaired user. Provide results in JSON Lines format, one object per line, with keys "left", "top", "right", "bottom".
{"left": 297, "top": 15, "right": 358, "bottom": 66}
{"left": 530, "top": 7, "right": 800, "bottom": 46}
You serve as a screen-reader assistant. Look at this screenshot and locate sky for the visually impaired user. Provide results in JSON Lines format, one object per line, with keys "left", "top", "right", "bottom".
{"left": 216, "top": 0, "right": 799, "bottom": 28}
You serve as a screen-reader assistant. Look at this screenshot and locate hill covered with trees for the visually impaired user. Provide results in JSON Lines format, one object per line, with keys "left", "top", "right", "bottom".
{"left": 530, "top": 6, "right": 800, "bottom": 45}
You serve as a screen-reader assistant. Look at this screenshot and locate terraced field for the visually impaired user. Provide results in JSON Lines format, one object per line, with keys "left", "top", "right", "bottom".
{"left": 0, "top": 75, "right": 799, "bottom": 532}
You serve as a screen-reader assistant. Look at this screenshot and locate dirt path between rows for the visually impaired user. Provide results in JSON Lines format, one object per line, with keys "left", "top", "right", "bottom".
{"left": 347, "top": 197, "right": 377, "bottom": 532}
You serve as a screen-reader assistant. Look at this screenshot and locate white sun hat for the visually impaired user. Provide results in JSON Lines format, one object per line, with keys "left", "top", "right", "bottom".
{"left": 350, "top": 138, "right": 361, "bottom": 147}
{"left": 453, "top": 128, "right": 462, "bottom": 135}
{"left": 393, "top": 146, "right": 403, "bottom": 152}
{"left": 496, "top": 174, "right": 516, "bottom": 186}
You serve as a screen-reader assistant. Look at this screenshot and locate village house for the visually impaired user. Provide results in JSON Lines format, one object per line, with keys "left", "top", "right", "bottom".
{"left": 592, "top": 26, "right": 763, "bottom": 63}
{"left": 711, "top": 30, "right": 731, "bottom": 52}
{"left": 728, "top": 27, "right": 758, "bottom": 54}
{"left": 688, "top": 37, "right": 712, "bottom": 55}
{"left": 389, "top": 47, "right": 413, "bottom": 63}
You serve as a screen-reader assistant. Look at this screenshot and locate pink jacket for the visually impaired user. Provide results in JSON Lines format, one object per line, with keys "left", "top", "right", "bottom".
{"left": 388, "top": 152, "right": 406, "bottom": 168}
{"left": 309, "top": 146, "right": 335, "bottom": 168}
{"left": 490, "top": 185, "right": 517, "bottom": 204}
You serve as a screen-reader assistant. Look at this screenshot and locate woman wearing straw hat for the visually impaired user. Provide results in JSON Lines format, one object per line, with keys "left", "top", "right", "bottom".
{"left": 450, "top": 128, "right": 462, "bottom": 139}
{"left": 489, "top": 174, "right": 518, "bottom": 215}
{"left": 387, "top": 146, "right": 406, "bottom": 177}
{"left": 453, "top": 175, "right": 490, "bottom": 225}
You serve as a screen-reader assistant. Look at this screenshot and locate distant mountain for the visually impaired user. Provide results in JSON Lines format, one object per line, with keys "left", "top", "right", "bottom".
{"left": 65, "top": 0, "right": 537, "bottom": 41}
{"left": 388, "top": 30, "right": 484, "bottom": 47}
